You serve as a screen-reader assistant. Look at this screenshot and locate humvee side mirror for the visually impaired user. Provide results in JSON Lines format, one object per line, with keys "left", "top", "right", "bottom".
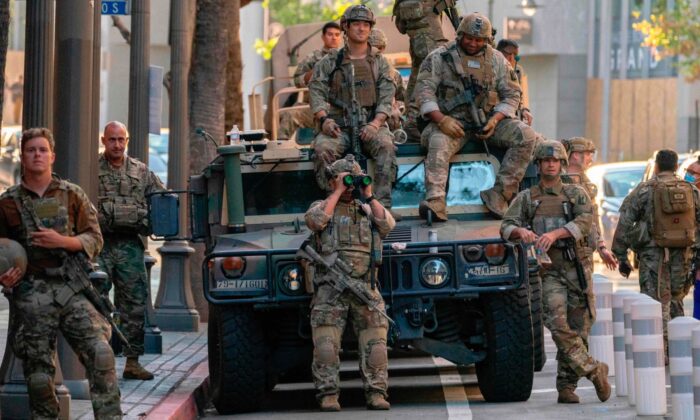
{"left": 149, "top": 193, "right": 180, "bottom": 238}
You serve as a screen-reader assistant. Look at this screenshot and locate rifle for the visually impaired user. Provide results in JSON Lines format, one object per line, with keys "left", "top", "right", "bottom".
{"left": 348, "top": 63, "right": 368, "bottom": 167}
{"left": 433, "top": 0, "right": 461, "bottom": 30}
{"left": 297, "top": 244, "right": 396, "bottom": 328}
{"left": 562, "top": 201, "right": 592, "bottom": 318}
{"left": 18, "top": 196, "right": 133, "bottom": 352}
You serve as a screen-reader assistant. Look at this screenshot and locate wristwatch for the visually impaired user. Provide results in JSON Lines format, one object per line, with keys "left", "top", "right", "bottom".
{"left": 319, "top": 116, "right": 329, "bottom": 127}
{"left": 365, "top": 195, "right": 376, "bottom": 204}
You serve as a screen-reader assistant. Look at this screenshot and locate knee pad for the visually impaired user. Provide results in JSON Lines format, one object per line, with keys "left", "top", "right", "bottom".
{"left": 366, "top": 339, "right": 388, "bottom": 370}
{"left": 314, "top": 336, "right": 338, "bottom": 365}
{"left": 27, "top": 372, "right": 54, "bottom": 402}
{"left": 93, "top": 340, "right": 116, "bottom": 372}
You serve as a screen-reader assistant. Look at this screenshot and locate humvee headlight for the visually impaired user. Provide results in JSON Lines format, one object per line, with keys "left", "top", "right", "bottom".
{"left": 484, "top": 244, "right": 507, "bottom": 265}
{"left": 220, "top": 256, "right": 246, "bottom": 278}
{"left": 280, "top": 265, "right": 304, "bottom": 295}
{"left": 420, "top": 258, "right": 450, "bottom": 287}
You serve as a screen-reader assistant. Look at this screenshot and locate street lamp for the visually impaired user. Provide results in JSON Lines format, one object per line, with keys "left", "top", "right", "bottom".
{"left": 518, "top": 0, "right": 540, "bottom": 17}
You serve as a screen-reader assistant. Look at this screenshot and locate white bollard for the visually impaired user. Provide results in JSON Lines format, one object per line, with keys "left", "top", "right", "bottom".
{"left": 691, "top": 326, "right": 700, "bottom": 418}
{"left": 624, "top": 294, "right": 645, "bottom": 406}
{"left": 632, "top": 297, "right": 666, "bottom": 416}
{"left": 613, "top": 290, "right": 637, "bottom": 396}
{"left": 590, "top": 276, "right": 614, "bottom": 376}
{"left": 669, "top": 317, "right": 698, "bottom": 420}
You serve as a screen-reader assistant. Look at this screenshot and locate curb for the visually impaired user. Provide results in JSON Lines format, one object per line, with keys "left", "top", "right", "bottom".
{"left": 145, "top": 361, "right": 209, "bottom": 420}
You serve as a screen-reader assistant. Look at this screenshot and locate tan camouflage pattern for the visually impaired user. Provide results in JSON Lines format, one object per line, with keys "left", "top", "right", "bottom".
{"left": 515, "top": 66, "right": 530, "bottom": 111}
{"left": 612, "top": 171, "right": 700, "bottom": 343}
{"left": 456, "top": 13, "right": 492, "bottom": 39}
{"left": 562, "top": 172, "right": 603, "bottom": 257}
{"left": 305, "top": 198, "right": 394, "bottom": 401}
{"left": 0, "top": 178, "right": 121, "bottom": 419}
{"left": 416, "top": 41, "right": 535, "bottom": 200}
{"left": 294, "top": 47, "right": 335, "bottom": 89}
{"left": 501, "top": 179, "right": 600, "bottom": 390}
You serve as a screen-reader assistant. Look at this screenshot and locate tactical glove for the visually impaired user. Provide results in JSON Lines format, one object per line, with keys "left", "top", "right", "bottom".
{"left": 618, "top": 260, "right": 632, "bottom": 278}
{"left": 476, "top": 115, "right": 499, "bottom": 140}
{"left": 322, "top": 117, "right": 341, "bottom": 137}
{"left": 360, "top": 123, "right": 379, "bottom": 142}
{"left": 437, "top": 116, "right": 464, "bottom": 138}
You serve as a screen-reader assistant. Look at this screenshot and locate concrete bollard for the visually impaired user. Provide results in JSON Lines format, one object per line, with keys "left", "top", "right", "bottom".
{"left": 623, "top": 294, "right": 645, "bottom": 406}
{"left": 632, "top": 297, "right": 666, "bottom": 416}
{"left": 691, "top": 326, "right": 700, "bottom": 418}
{"left": 613, "top": 290, "right": 637, "bottom": 396}
{"left": 590, "top": 276, "right": 614, "bottom": 376}
{"left": 669, "top": 317, "right": 698, "bottom": 420}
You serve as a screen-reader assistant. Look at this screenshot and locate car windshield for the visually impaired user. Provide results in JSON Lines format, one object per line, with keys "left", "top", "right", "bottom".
{"left": 603, "top": 169, "right": 644, "bottom": 197}
{"left": 392, "top": 160, "right": 496, "bottom": 209}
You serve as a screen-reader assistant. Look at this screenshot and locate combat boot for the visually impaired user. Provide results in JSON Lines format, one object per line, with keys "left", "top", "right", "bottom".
{"left": 366, "top": 393, "right": 390, "bottom": 410}
{"left": 419, "top": 198, "right": 447, "bottom": 222}
{"left": 557, "top": 388, "right": 580, "bottom": 404}
{"left": 587, "top": 362, "right": 611, "bottom": 402}
{"left": 123, "top": 357, "right": 154, "bottom": 380}
{"left": 480, "top": 188, "right": 508, "bottom": 219}
{"left": 319, "top": 394, "right": 341, "bottom": 412}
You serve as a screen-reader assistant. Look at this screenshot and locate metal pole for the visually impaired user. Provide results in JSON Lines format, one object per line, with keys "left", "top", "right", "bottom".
{"left": 620, "top": 0, "right": 629, "bottom": 79}
{"left": 586, "top": 0, "right": 596, "bottom": 78}
{"left": 22, "top": 0, "right": 54, "bottom": 129}
{"left": 89, "top": 0, "right": 102, "bottom": 203}
{"left": 128, "top": 0, "right": 151, "bottom": 163}
{"left": 641, "top": 0, "right": 651, "bottom": 79}
{"left": 599, "top": 0, "right": 612, "bottom": 162}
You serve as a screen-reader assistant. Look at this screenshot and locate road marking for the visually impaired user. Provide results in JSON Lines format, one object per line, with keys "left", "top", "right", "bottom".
{"left": 432, "top": 357, "right": 472, "bottom": 420}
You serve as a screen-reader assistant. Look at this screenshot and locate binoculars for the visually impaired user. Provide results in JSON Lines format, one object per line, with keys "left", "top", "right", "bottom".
{"left": 342, "top": 174, "right": 372, "bottom": 189}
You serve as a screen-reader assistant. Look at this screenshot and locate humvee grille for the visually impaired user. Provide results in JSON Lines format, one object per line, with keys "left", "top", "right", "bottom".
{"left": 384, "top": 226, "right": 412, "bottom": 243}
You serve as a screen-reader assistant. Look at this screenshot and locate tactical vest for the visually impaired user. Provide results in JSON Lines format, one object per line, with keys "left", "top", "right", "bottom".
{"left": 529, "top": 186, "right": 569, "bottom": 250}
{"left": 438, "top": 43, "right": 498, "bottom": 125}
{"left": 98, "top": 158, "right": 150, "bottom": 235}
{"left": 649, "top": 177, "right": 696, "bottom": 248}
{"left": 313, "top": 200, "right": 375, "bottom": 278}
{"left": 393, "top": 0, "right": 445, "bottom": 39}
{"left": 562, "top": 173, "right": 599, "bottom": 250}
{"left": 327, "top": 49, "right": 380, "bottom": 126}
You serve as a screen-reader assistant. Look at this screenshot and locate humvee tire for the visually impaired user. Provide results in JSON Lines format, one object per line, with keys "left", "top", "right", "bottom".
{"left": 209, "top": 305, "right": 267, "bottom": 414}
{"left": 529, "top": 273, "right": 546, "bottom": 372}
{"left": 475, "top": 282, "right": 534, "bottom": 402}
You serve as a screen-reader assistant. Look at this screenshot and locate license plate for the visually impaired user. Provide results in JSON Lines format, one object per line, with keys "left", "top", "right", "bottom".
{"left": 216, "top": 279, "right": 268, "bottom": 289}
{"left": 464, "top": 264, "right": 510, "bottom": 279}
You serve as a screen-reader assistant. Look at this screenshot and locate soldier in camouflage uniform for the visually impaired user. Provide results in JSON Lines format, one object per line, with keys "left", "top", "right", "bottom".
{"left": 305, "top": 155, "right": 396, "bottom": 411}
{"left": 0, "top": 127, "right": 122, "bottom": 419}
{"left": 612, "top": 149, "right": 700, "bottom": 348}
{"left": 501, "top": 140, "right": 611, "bottom": 404}
{"left": 279, "top": 22, "right": 343, "bottom": 140}
{"left": 97, "top": 121, "right": 165, "bottom": 380}
{"left": 368, "top": 28, "right": 407, "bottom": 132}
{"left": 496, "top": 39, "right": 533, "bottom": 125}
{"left": 309, "top": 5, "right": 398, "bottom": 214}
{"left": 414, "top": 13, "right": 538, "bottom": 221}
{"left": 561, "top": 137, "right": 618, "bottom": 271}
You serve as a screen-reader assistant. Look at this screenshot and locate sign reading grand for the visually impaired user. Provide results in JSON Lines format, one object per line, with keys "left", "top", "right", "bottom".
{"left": 102, "top": 1, "right": 130, "bottom": 15}
{"left": 504, "top": 17, "right": 533, "bottom": 45}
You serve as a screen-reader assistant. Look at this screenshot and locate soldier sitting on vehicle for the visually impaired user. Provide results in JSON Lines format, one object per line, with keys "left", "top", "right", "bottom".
{"left": 501, "top": 140, "right": 611, "bottom": 404}
{"left": 496, "top": 39, "right": 533, "bottom": 126}
{"left": 414, "top": 13, "right": 538, "bottom": 220}
{"left": 304, "top": 155, "right": 395, "bottom": 412}
{"left": 368, "top": 28, "right": 407, "bottom": 133}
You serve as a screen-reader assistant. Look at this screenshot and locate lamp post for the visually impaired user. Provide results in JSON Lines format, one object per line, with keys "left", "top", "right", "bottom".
{"left": 518, "top": 0, "right": 540, "bottom": 17}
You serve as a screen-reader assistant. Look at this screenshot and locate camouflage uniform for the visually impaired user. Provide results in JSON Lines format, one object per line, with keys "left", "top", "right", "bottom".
{"left": 0, "top": 177, "right": 122, "bottom": 419}
{"left": 415, "top": 38, "right": 536, "bottom": 216}
{"left": 368, "top": 28, "right": 407, "bottom": 131}
{"left": 97, "top": 154, "right": 164, "bottom": 359}
{"left": 309, "top": 45, "right": 397, "bottom": 208}
{"left": 304, "top": 158, "right": 396, "bottom": 405}
{"left": 612, "top": 171, "right": 700, "bottom": 342}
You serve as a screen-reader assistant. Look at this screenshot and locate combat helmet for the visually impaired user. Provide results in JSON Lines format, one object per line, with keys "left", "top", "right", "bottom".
{"left": 534, "top": 140, "right": 568, "bottom": 166}
{"left": 368, "top": 28, "right": 388, "bottom": 49}
{"left": 341, "top": 4, "right": 376, "bottom": 30}
{"left": 326, "top": 154, "right": 364, "bottom": 179}
{"left": 0, "top": 238, "right": 27, "bottom": 277}
{"left": 562, "top": 137, "right": 596, "bottom": 154}
{"left": 457, "top": 13, "right": 492, "bottom": 40}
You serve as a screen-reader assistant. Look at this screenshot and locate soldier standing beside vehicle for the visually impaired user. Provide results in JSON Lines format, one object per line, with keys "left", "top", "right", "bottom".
{"left": 612, "top": 150, "right": 700, "bottom": 346}
{"left": 501, "top": 140, "right": 611, "bottom": 404}
{"left": 414, "top": 13, "right": 537, "bottom": 220}
{"left": 368, "top": 28, "right": 407, "bottom": 132}
{"left": 309, "top": 5, "right": 398, "bottom": 216}
{"left": 0, "top": 127, "right": 122, "bottom": 418}
{"left": 561, "top": 137, "right": 618, "bottom": 271}
{"left": 305, "top": 155, "right": 395, "bottom": 412}
{"left": 496, "top": 39, "right": 533, "bottom": 126}
{"left": 97, "top": 121, "right": 165, "bottom": 380}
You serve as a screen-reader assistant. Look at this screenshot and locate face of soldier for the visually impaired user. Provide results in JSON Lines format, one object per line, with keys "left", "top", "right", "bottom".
{"left": 21, "top": 137, "right": 55, "bottom": 176}
{"left": 101, "top": 123, "right": 129, "bottom": 163}
{"left": 686, "top": 161, "right": 700, "bottom": 187}
{"left": 322, "top": 28, "right": 342, "bottom": 49}
{"left": 500, "top": 46, "right": 518, "bottom": 68}
{"left": 346, "top": 21, "right": 371, "bottom": 44}
{"left": 570, "top": 151, "right": 594, "bottom": 171}
{"left": 329, "top": 175, "right": 356, "bottom": 202}
{"left": 538, "top": 157, "right": 561, "bottom": 181}
{"left": 460, "top": 34, "right": 487, "bottom": 55}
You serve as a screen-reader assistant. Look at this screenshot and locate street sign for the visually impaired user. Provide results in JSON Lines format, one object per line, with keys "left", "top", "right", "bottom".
{"left": 102, "top": 1, "right": 130, "bottom": 15}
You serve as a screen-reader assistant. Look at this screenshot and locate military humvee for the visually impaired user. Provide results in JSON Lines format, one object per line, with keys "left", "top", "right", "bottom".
{"left": 152, "top": 125, "right": 544, "bottom": 414}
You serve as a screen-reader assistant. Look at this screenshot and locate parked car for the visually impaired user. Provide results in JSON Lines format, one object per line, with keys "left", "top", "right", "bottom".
{"left": 586, "top": 161, "right": 647, "bottom": 247}
{"left": 0, "top": 125, "right": 22, "bottom": 189}
{"left": 149, "top": 148, "right": 168, "bottom": 187}
{"left": 149, "top": 128, "right": 169, "bottom": 163}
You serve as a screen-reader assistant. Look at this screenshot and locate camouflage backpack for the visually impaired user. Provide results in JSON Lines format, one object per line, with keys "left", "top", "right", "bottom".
{"left": 651, "top": 178, "right": 696, "bottom": 248}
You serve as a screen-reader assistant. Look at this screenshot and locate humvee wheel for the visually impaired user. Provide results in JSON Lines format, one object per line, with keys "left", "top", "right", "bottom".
{"left": 529, "top": 273, "right": 546, "bottom": 372}
{"left": 209, "top": 304, "right": 267, "bottom": 413}
{"left": 476, "top": 282, "right": 534, "bottom": 402}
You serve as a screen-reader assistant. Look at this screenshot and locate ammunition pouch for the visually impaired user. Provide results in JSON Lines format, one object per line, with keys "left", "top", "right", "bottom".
{"left": 100, "top": 199, "right": 149, "bottom": 235}
{"left": 396, "top": 0, "right": 426, "bottom": 23}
